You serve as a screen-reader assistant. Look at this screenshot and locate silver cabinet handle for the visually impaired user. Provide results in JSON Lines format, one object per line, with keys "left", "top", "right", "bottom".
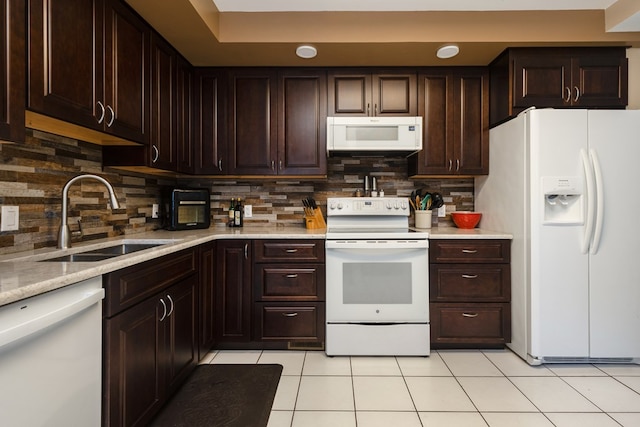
{"left": 106, "top": 105, "right": 115, "bottom": 127}
{"left": 244, "top": 243, "right": 248, "bottom": 259}
{"left": 367, "top": 103, "right": 370, "bottom": 116}
{"left": 152, "top": 145, "right": 159, "bottom": 163}
{"left": 574, "top": 86, "right": 580, "bottom": 102}
{"left": 271, "top": 160, "right": 275, "bottom": 170}
{"left": 461, "top": 274, "right": 478, "bottom": 279}
{"left": 456, "top": 159, "right": 460, "bottom": 171}
{"left": 279, "top": 160, "right": 282, "bottom": 170}
{"left": 564, "top": 87, "right": 571, "bottom": 102}
{"left": 285, "top": 249, "right": 298, "bottom": 253}
{"left": 159, "top": 298, "right": 167, "bottom": 321}
{"left": 448, "top": 159, "right": 452, "bottom": 171}
{"left": 285, "top": 274, "right": 299, "bottom": 278}
{"left": 282, "top": 312, "right": 299, "bottom": 317}
{"left": 218, "top": 159, "right": 223, "bottom": 172}
{"left": 462, "top": 313, "right": 479, "bottom": 318}
{"left": 166, "top": 295, "right": 174, "bottom": 317}
{"left": 374, "top": 104, "right": 378, "bottom": 116}
{"left": 96, "top": 101, "right": 105, "bottom": 124}
{"left": 461, "top": 249, "right": 478, "bottom": 254}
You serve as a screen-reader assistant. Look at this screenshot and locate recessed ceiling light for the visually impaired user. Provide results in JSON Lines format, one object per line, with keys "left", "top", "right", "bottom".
{"left": 296, "top": 45, "right": 317, "bottom": 59}
{"left": 436, "top": 44, "right": 459, "bottom": 59}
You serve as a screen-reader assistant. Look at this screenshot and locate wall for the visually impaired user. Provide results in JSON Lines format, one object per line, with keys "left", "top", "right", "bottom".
{"left": 0, "top": 130, "right": 473, "bottom": 254}
{"left": 0, "top": 130, "right": 171, "bottom": 255}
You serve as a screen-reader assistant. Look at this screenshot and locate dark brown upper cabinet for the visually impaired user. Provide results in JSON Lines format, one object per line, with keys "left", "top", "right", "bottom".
{"left": 194, "top": 68, "right": 226, "bottom": 175}
{"left": 28, "top": 0, "right": 150, "bottom": 144}
{"left": 0, "top": 0, "right": 25, "bottom": 143}
{"left": 328, "top": 69, "right": 417, "bottom": 117}
{"left": 490, "top": 47, "right": 628, "bottom": 127}
{"left": 409, "top": 68, "right": 489, "bottom": 176}
{"left": 227, "top": 68, "right": 327, "bottom": 176}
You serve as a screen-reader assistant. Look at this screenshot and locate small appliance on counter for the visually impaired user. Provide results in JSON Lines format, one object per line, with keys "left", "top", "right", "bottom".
{"left": 161, "top": 188, "right": 210, "bottom": 230}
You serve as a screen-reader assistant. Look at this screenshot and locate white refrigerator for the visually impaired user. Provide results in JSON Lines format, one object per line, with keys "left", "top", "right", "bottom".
{"left": 476, "top": 109, "right": 640, "bottom": 365}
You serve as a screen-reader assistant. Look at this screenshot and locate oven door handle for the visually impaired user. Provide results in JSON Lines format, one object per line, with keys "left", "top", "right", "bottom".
{"left": 326, "top": 240, "right": 428, "bottom": 250}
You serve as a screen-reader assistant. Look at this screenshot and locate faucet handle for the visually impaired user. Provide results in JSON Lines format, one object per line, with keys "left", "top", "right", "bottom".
{"left": 71, "top": 219, "right": 83, "bottom": 239}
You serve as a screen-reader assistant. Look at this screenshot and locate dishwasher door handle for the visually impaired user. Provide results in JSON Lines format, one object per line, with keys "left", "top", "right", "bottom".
{"left": 0, "top": 288, "right": 105, "bottom": 349}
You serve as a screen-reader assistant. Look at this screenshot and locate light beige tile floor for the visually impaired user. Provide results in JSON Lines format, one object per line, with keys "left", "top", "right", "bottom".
{"left": 202, "top": 348, "right": 640, "bottom": 427}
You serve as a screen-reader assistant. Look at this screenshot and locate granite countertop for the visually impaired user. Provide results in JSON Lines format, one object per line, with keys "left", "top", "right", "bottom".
{"left": 0, "top": 224, "right": 511, "bottom": 307}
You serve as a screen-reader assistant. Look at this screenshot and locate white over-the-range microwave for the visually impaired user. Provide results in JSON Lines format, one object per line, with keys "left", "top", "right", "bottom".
{"left": 326, "top": 116, "right": 423, "bottom": 156}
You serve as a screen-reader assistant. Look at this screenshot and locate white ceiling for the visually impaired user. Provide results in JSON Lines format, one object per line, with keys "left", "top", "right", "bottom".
{"left": 212, "top": 0, "right": 619, "bottom": 12}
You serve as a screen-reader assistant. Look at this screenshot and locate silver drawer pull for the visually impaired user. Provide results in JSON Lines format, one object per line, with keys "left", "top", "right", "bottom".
{"left": 285, "top": 274, "right": 298, "bottom": 278}
{"left": 461, "top": 274, "right": 478, "bottom": 279}
{"left": 461, "top": 249, "right": 478, "bottom": 254}
{"left": 282, "top": 312, "right": 299, "bottom": 317}
{"left": 285, "top": 249, "right": 298, "bottom": 253}
{"left": 462, "top": 313, "right": 479, "bottom": 318}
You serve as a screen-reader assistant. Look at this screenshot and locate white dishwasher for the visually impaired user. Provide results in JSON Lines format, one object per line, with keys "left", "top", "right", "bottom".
{"left": 0, "top": 276, "right": 104, "bottom": 426}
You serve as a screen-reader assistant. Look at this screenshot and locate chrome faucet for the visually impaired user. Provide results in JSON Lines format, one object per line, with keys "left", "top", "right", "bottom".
{"left": 58, "top": 174, "right": 120, "bottom": 249}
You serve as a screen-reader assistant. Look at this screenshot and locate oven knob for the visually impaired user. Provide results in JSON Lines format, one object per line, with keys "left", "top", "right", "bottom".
{"left": 329, "top": 202, "right": 336, "bottom": 210}
{"left": 394, "top": 203, "right": 399, "bottom": 210}
{"left": 337, "top": 202, "right": 344, "bottom": 210}
{"left": 401, "top": 201, "right": 408, "bottom": 210}
{"left": 386, "top": 202, "right": 392, "bottom": 210}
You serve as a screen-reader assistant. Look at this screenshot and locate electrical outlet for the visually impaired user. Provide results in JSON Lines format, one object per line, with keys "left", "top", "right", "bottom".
{"left": 244, "top": 204, "right": 252, "bottom": 218}
{"left": 1, "top": 206, "right": 19, "bottom": 231}
{"left": 437, "top": 205, "right": 446, "bottom": 218}
{"left": 152, "top": 203, "right": 159, "bottom": 219}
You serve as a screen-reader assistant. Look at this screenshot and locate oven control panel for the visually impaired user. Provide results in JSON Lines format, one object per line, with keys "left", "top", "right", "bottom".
{"left": 327, "top": 197, "right": 409, "bottom": 216}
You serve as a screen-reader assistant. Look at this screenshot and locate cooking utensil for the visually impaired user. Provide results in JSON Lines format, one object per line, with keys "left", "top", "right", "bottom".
{"left": 430, "top": 192, "right": 444, "bottom": 210}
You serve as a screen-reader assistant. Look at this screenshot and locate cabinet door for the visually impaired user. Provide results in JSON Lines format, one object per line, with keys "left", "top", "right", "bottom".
{"left": 164, "top": 278, "right": 197, "bottom": 394}
{"left": 215, "top": 240, "right": 252, "bottom": 341}
{"left": 372, "top": 72, "right": 417, "bottom": 116}
{"left": 104, "top": 296, "right": 164, "bottom": 427}
{"left": 227, "top": 69, "right": 277, "bottom": 175}
{"left": 198, "top": 242, "right": 216, "bottom": 359}
{"left": 194, "top": 69, "right": 226, "bottom": 174}
{"left": 512, "top": 55, "right": 571, "bottom": 108}
{"left": 27, "top": 0, "right": 103, "bottom": 131}
{"left": 572, "top": 55, "right": 628, "bottom": 107}
{"left": 454, "top": 70, "right": 489, "bottom": 175}
{"left": 104, "top": 0, "right": 150, "bottom": 143}
{"left": 277, "top": 69, "right": 327, "bottom": 175}
{"left": 149, "top": 33, "right": 176, "bottom": 169}
{"left": 176, "top": 56, "right": 194, "bottom": 173}
{"left": 328, "top": 71, "right": 371, "bottom": 116}
{"left": 0, "top": 0, "right": 25, "bottom": 143}
{"left": 410, "top": 71, "right": 453, "bottom": 175}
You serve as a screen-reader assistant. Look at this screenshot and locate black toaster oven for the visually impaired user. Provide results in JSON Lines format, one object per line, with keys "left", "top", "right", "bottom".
{"left": 162, "top": 188, "right": 210, "bottom": 230}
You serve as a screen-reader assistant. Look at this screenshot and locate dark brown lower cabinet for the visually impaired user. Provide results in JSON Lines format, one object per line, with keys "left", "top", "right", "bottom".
{"left": 429, "top": 239, "right": 511, "bottom": 348}
{"left": 103, "top": 249, "right": 197, "bottom": 427}
{"left": 198, "top": 241, "right": 216, "bottom": 359}
{"left": 215, "top": 240, "right": 252, "bottom": 342}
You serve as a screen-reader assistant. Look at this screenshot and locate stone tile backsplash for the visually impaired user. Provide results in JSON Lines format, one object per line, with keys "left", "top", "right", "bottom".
{"left": 0, "top": 130, "right": 474, "bottom": 254}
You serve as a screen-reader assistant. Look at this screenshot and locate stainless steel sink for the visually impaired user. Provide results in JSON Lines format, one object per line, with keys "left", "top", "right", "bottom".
{"left": 40, "top": 243, "right": 166, "bottom": 262}
{"left": 43, "top": 253, "right": 120, "bottom": 262}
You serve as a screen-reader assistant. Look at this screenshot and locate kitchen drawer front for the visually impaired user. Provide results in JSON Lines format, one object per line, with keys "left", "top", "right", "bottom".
{"left": 430, "top": 303, "right": 511, "bottom": 348}
{"left": 254, "top": 303, "right": 325, "bottom": 341}
{"left": 104, "top": 249, "right": 197, "bottom": 317}
{"left": 254, "top": 264, "right": 325, "bottom": 301}
{"left": 430, "top": 264, "right": 510, "bottom": 302}
{"left": 430, "top": 239, "right": 510, "bottom": 263}
{"left": 254, "top": 239, "right": 325, "bottom": 262}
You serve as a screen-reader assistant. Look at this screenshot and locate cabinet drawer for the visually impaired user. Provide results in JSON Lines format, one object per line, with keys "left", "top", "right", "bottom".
{"left": 254, "top": 239, "right": 325, "bottom": 262}
{"left": 254, "top": 264, "right": 325, "bottom": 301}
{"left": 430, "top": 303, "right": 511, "bottom": 347}
{"left": 104, "top": 249, "right": 197, "bottom": 317}
{"left": 430, "top": 239, "right": 510, "bottom": 263}
{"left": 430, "top": 264, "right": 510, "bottom": 302}
{"left": 254, "top": 303, "right": 325, "bottom": 341}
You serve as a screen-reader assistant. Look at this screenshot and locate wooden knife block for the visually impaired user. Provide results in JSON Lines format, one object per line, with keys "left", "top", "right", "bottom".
{"left": 305, "top": 208, "right": 326, "bottom": 229}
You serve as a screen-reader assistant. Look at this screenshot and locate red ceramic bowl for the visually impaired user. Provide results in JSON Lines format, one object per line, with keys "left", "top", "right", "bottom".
{"left": 450, "top": 212, "right": 482, "bottom": 229}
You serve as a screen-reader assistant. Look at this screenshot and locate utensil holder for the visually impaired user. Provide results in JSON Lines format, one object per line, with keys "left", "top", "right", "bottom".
{"left": 415, "top": 210, "right": 432, "bottom": 229}
{"left": 305, "top": 208, "right": 326, "bottom": 229}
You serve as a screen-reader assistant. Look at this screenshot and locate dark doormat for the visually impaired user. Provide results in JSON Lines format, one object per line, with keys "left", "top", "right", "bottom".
{"left": 150, "top": 364, "right": 283, "bottom": 427}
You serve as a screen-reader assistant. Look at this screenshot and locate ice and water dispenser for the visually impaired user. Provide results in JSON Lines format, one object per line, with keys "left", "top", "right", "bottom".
{"left": 542, "top": 176, "right": 583, "bottom": 224}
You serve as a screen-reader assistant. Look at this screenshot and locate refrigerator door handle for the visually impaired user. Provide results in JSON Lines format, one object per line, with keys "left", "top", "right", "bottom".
{"left": 581, "top": 149, "right": 596, "bottom": 254}
{"left": 589, "top": 149, "right": 604, "bottom": 255}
